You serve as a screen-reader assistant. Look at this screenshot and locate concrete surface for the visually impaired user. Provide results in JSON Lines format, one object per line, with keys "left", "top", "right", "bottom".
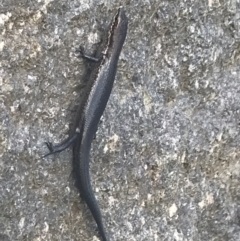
{"left": 1, "top": 0, "right": 240, "bottom": 240}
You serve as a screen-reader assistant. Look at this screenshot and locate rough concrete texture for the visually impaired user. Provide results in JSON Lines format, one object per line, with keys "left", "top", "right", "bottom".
{"left": 1, "top": 0, "right": 240, "bottom": 240}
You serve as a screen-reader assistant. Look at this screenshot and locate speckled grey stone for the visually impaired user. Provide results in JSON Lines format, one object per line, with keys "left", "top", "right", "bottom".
{"left": 1, "top": 0, "right": 240, "bottom": 241}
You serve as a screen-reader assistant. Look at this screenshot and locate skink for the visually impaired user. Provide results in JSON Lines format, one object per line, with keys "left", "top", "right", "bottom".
{"left": 44, "top": 8, "right": 128, "bottom": 241}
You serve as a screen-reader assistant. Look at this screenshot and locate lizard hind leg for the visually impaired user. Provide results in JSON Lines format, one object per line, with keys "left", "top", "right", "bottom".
{"left": 42, "top": 133, "right": 78, "bottom": 158}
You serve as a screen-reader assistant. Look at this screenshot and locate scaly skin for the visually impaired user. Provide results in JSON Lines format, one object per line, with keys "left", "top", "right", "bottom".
{"left": 44, "top": 8, "right": 128, "bottom": 241}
